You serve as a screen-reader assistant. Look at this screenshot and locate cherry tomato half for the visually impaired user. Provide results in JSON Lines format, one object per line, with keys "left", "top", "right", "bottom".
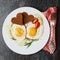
{"left": 35, "top": 21, "right": 40, "bottom": 29}
{"left": 32, "top": 18, "right": 38, "bottom": 24}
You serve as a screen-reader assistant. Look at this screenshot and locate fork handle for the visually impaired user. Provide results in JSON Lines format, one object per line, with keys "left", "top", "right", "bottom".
{"left": 49, "top": 24, "right": 55, "bottom": 51}
{"left": 50, "top": 25, "right": 55, "bottom": 41}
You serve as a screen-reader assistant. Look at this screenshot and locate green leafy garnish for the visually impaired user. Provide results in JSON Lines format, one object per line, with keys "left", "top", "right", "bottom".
{"left": 25, "top": 41, "right": 33, "bottom": 48}
{"left": 11, "top": 37, "right": 16, "bottom": 40}
{"left": 26, "top": 38, "right": 39, "bottom": 41}
{"left": 24, "top": 38, "right": 39, "bottom": 48}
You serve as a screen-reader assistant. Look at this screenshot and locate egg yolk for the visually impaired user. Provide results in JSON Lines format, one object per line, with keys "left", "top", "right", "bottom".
{"left": 16, "top": 28, "right": 23, "bottom": 37}
{"left": 28, "top": 27, "right": 37, "bottom": 37}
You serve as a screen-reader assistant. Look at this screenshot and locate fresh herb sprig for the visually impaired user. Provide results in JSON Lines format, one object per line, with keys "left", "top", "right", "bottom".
{"left": 25, "top": 38, "right": 39, "bottom": 48}
{"left": 25, "top": 41, "right": 33, "bottom": 48}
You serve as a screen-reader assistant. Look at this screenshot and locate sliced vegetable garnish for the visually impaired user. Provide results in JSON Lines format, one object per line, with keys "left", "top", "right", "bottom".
{"left": 34, "top": 14, "right": 43, "bottom": 25}
{"left": 24, "top": 38, "right": 39, "bottom": 48}
{"left": 25, "top": 41, "right": 33, "bottom": 48}
{"left": 32, "top": 18, "right": 38, "bottom": 24}
{"left": 32, "top": 18, "right": 40, "bottom": 29}
{"left": 35, "top": 21, "right": 40, "bottom": 29}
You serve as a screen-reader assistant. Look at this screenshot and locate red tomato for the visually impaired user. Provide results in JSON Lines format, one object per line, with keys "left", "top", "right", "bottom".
{"left": 32, "top": 18, "right": 38, "bottom": 24}
{"left": 35, "top": 21, "right": 40, "bottom": 29}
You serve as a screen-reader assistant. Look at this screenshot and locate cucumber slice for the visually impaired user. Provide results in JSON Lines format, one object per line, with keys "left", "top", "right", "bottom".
{"left": 16, "top": 39, "right": 32, "bottom": 46}
{"left": 6, "top": 22, "right": 13, "bottom": 39}
{"left": 16, "top": 40, "right": 26, "bottom": 46}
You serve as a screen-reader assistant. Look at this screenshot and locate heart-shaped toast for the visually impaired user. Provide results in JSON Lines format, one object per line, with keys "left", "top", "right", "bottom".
{"left": 22, "top": 12, "right": 35, "bottom": 24}
{"left": 11, "top": 13, "right": 23, "bottom": 25}
{"left": 11, "top": 12, "right": 35, "bottom": 25}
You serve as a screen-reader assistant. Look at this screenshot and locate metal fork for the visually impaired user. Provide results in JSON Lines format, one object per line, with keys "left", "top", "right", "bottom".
{"left": 49, "top": 13, "right": 56, "bottom": 52}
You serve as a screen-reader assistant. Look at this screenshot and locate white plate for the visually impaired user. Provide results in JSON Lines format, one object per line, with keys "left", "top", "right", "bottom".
{"left": 2, "top": 7, "right": 50, "bottom": 55}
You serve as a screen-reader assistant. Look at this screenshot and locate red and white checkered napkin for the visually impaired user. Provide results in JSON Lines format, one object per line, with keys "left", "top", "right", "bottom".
{"left": 42, "top": 7, "right": 57, "bottom": 54}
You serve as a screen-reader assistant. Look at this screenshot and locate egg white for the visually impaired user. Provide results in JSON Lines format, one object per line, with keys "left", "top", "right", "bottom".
{"left": 26, "top": 22, "right": 44, "bottom": 39}
{"left": 11, "top": 24, "right": 26, "bottom": 40}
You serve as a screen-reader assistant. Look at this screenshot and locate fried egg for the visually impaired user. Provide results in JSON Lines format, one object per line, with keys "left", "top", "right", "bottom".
{"left": 26, "top": 22, "right": 44, "bottom": 39}
{"left": 11, "top": 24, "right": 26, "bottom": 40}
